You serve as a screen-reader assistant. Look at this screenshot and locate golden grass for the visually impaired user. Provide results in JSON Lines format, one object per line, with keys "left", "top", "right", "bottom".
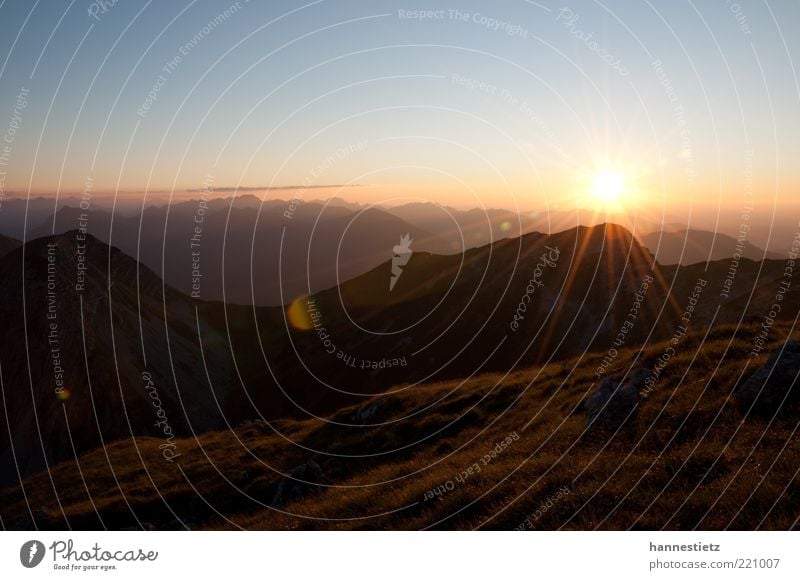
{"left": 2, "top": 322, "right": 798, "bottom": 530}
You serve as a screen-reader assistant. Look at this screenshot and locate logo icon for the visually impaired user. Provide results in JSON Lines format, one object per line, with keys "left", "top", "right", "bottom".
{"left": 390, "top": 234, "right": 413, "bottom": 291}
{"left": 20, "top": 540, "right": 45, "bottom": 568}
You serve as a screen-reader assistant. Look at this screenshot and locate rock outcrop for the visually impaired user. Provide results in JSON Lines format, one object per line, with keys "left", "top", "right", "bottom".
{"left": 271, "top": 460, "right": 326, "bottom": 508}
{"left": 583, "top": 368, "right": 653, "bottom": 431}
{"left": 736, "top": 340, "right": 800, "bottom": 416}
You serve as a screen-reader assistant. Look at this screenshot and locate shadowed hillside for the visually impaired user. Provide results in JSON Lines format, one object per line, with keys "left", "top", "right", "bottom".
{"left": 26, "top": 200, "right": 452, "bottom": 306}
{"left": 2, "top": 321, "right": 797, "bottom": 530}
{"left": 0, "top": 233, "right": 20, "bottom": 258}
{"left": 2, "top": 222, "right": 799, "bottom": 530}
{"left": 0, "top": 233, "right": 234, "bottom": 483}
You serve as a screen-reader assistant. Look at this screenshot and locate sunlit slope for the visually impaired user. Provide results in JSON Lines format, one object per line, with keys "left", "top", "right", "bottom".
{"left": 2, "top": 321, "right": 798, "bottom": 530}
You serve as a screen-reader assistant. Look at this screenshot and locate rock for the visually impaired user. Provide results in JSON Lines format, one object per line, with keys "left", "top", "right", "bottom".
{"left": 583, "top": 373, "right": 641, "bottom": 431}
{"left": 735, "top": 339, "right": 800, "bottom": 416}
{"left": 352, "top": 400, "right": 380, "bottom": 423}
{"left": 271, "top": 460, "right": 326, "bottom": 508}
{"left": 627, "top": 368, "right": 654, "bottom": 391}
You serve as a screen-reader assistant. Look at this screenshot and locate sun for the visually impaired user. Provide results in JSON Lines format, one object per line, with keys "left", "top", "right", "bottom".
{"left": 592, "top": 170, "right": 626, "bottom": 203}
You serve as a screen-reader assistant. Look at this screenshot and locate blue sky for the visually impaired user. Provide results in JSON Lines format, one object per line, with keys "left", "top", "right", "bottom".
{"left": 0, "top": 0, "right": 798, "bottom": 219}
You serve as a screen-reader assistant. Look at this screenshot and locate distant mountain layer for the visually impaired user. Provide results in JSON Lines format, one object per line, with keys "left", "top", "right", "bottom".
{"left": 640, "top": 229, "right": 782, "bottom": 265}
{"left": 26, "top": 200, "right": 453, "bottom": 306}
{"left": 2, "top": 222, "right": 799, "bottom": 489}
{"left": 3, "top": 197, "right": 794, "bottom": 301}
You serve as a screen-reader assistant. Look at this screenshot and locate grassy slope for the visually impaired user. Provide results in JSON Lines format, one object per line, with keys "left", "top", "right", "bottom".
{"left": 2, "top": 322, "right": 798, "bottom": 531}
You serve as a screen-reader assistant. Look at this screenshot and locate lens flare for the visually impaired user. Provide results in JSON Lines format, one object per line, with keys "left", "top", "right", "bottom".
{"left": 287, "top": 295, "right": 314, "bottom": 331}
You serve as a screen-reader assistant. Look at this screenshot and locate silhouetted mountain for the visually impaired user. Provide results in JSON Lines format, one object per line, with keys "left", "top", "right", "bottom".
{"left": 27, "top": 201, "right": 452, "bottom": 306}
{"left": 0, "top": 233, "right": 20, "bottom": 258}
{"left": 0, "top": 198, "right": 62, "bottom": 239}
{"left": 641, "top": 228, "right": 782, "bottom": 264}
{"left": 0, "top": 233, "right": 233, "bottom": 483}
{"left": 4, "top": 222, "right": 799, "bottom": 490}
{"left": 228, "top": 223, "right": 668, "bottom": 420}
{"left": 384, "top": 203, "right": 541, "bottom": 251}
{"left": 308, "top": 196, "right": 366, "bottom": 212}
{"left": 234, "top": 221, "right": 800, "bottom": 419}
{"left": 0, "top": 197, "right": 149, "bottom": 241}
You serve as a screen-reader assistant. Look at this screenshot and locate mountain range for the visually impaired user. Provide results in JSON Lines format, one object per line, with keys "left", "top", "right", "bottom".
{"left": 1, "top": 220, "right": 798, "bottom": 496}
{"left": 640, "top": 228, "right": 783, "bottom": 264}
{"left": 0, "top": 196, "right": 785, "bottom": 308}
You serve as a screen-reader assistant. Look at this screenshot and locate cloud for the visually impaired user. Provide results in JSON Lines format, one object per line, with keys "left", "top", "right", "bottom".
{"left": 185, "top": 184, "right": 363, "bottom": 193}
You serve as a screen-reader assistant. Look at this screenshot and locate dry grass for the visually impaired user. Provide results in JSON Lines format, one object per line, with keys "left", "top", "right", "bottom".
{"left": 2, "top": 322, "right": 799, "bottom": 530}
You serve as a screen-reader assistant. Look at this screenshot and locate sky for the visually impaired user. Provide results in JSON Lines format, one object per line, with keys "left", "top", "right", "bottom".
{"left": 0, "top": 0, "right": 798, "bottom": 232}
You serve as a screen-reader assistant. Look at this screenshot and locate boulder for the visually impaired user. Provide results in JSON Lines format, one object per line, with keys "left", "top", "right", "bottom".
{"left": 352, "top": 400, "right": 380, "bottom": 423}
{"left": 735, "top": 339, "right": 800, "bottom": 416}
{"left": 271, "top": 460, "right": 326, "bottom": 508}
{"left": 627, "top": 368, "right": 655, "bottom": 390}
{"left": 583, "top": 370, "right": 649, "bottom": 431}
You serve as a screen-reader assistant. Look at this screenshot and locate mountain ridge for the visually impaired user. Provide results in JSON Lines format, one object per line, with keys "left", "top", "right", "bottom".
{"left": 2, "top": 222, "right": 799, "bottom": 488}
